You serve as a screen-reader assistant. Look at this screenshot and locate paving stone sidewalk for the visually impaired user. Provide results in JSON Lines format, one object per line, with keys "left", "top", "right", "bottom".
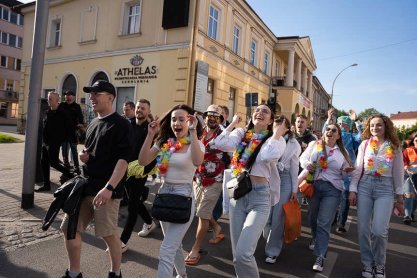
{"left": 0, "top": 132, "right": 64, "bottom": 252}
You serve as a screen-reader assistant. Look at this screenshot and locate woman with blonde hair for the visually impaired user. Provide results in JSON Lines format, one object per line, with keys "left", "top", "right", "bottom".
{"left": 139, "top": 104, "right": 204, "bottom": 278}
{"left": 349, "top": 114, "right": 404, "bottom": 278}
{"left": 300, "top": 123, "right": 353, "bottom": 273}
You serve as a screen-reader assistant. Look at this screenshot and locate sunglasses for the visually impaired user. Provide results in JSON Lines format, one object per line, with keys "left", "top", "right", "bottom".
{"left": 326, "top": 127, "right": 338, "bottom": 133}
{"left": 274, "top": 115, "right": 285, "bottom": 123}
{"left": 206, "top": 113, "right": 220, "bottom": 120}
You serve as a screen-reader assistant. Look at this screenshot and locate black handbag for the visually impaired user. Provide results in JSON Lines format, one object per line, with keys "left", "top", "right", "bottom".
{"left": 227, "top": 170, "right": 252, "bottom": 200}
{"left": 151, "top": 193, "right": 192, "bottom": 223}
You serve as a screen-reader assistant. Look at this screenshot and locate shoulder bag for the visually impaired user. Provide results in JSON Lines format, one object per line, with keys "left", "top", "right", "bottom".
{"left": 151, "top": 190, "right": 192, "bottom": 224}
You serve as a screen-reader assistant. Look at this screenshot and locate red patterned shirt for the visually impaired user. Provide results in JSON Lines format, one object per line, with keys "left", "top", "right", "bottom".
{"left": 195, "top": 128, "right": 226, "bottom": 186}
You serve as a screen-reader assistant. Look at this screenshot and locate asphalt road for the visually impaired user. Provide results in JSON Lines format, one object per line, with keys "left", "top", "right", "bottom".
{"left": 1, "top": 193, "right": 416, "bottom": 278}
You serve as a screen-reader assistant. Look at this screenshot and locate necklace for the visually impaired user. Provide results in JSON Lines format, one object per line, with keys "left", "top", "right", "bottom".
{"left": 230, "top": 129, "right": 269, "bottom": 177}
{"left": 366, "top": 137, "right": 394, "bottom": 176}
{"left": 156, "top": 136, "right": 191, "bottom": 176}
{"left": 316, "top": 140, "right": 334, "bottom": 171}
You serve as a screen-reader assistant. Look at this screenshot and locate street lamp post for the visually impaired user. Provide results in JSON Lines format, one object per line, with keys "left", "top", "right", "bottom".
{"left": 330, "top": 63, "right": 358, "bottom": 107}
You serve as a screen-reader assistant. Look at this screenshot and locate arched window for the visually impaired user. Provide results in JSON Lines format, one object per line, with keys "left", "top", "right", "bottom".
{"left": 62, "top": 74, "right": 77, "bottom": 95}
{"left": 92, "top": 71, "right": 109, "bottom": 84}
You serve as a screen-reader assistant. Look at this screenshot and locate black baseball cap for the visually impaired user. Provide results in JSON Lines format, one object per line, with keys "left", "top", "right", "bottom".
{"left": 83, "top": 80, "right": 116, "bottom": 97}
{"left": 63, "top": 90, "right": 75, "bottom": 96}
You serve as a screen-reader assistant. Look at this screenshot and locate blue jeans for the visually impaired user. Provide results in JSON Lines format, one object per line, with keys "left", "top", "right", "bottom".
{"left": 337, "top": 177, "right": 351, "bottom": 226}
{"left": 357, "top": 175, "right": 394, "bottom": 267}
{"left": 229, "top": 183, "right": 271, "bottom": 278}
{"left": 264, "top": 170, "right": 292, "bottom": 257}
{"left": 308, "top": 180, "right": 341, "bottom": 257}
{"left": 157, "top": 183, "right": 195, "bottom": 278}
{"left": 403, "top": 176, "right": 417, "bottom": 218}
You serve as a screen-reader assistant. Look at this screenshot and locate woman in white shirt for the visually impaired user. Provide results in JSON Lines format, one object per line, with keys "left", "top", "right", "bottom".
{"left": 300, "top": 124, "right": 353, "bottom": 273}
{"left": 349, "top": 115, "right": 404, "bottom": 278}
{"left": 139, "top": 104, "right": 205, "bottom": 278}
{"left": 263, "top": 115, "right": 301, "bottom": 264}
{"left": 213, "top": 105, "right": 287, "bottom": 278}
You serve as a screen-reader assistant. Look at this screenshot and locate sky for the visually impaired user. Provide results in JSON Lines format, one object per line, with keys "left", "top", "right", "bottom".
{"left": 245, "top": 0, "right": 417, "bottom": 116}
{"left": 18, "top": 0, "right": 417, "bottom": 116}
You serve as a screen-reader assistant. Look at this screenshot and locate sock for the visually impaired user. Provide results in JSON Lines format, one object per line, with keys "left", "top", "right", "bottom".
{"left": 68, "top": 270, "right": 80, "bottom": 278}
{"left": 111, "top": 270, "right": 121, "bottom": 276}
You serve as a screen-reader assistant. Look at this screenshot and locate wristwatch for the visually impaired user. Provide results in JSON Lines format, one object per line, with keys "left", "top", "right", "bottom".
{"left": 105, "top": 184, "right": 114, "bottom": 191}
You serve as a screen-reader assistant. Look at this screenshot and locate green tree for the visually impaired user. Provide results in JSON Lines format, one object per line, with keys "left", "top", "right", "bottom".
{"left": 358, "top": 108, "right": 382, "bottom": 122}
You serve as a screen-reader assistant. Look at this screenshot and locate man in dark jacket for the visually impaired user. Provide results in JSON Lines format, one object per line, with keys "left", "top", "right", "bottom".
{"left": 36, "top": 92, "right": 74, "bottom": 192}
{"left": 60, "top": 90, "right": 85, "bottom": 174}
{"left": 60, "top": 81, "right": 132, "bottom": 278}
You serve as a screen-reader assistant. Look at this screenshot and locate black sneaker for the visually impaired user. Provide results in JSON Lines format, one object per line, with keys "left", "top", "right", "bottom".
{"left": 336, "top": 225, "right": 347, "bottom": 233}
{"left": 403, "top": 216, "right": 412, "bottom": 225}
{"left": 108, "top": 271, "right": 122, "bottom": 278}
{"left": 374, "top": 265, "right": 385, "bottom": 278}
{"left": 62, "top": 269, "right": 83, "bottom": 278}
{"left": 312, "top": 256, "right": 324, "bottom": 272}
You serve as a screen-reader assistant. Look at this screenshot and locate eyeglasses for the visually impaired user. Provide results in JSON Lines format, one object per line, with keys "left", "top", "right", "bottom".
{"left": 255, "top": 108, "right": 271, "bottom": 114}
{"left": 326, "top": 127, "right": 338, "bottom": 133}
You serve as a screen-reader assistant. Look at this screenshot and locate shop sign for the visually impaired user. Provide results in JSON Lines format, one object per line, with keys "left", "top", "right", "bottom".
{"left": 114, "top": 55, "right": 158, "bottom": 84}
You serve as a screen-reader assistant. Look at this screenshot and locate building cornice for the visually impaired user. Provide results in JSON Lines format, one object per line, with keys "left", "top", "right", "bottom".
{"left": 22, "top": 42, "right": 190, "bottom": 66}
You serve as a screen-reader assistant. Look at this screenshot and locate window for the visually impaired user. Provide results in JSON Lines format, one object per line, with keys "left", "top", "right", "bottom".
{"left": 232, "top": 25, "right": 240, "bottom": 54}
{"left": 0, "top": 102, "right": 7, "bottom": 118}
{"left": 18, "top": 14, "right": 24, "bottom": 26}
{"left": 17, "top": 37, "right": 22, "bottom": 48}
{"left": 9, "top": 34, "right": 16, "bottom": 47}
{"left": 50, "top": 18, "right": 62, "bottom": 47}
{"left": 264, "top": 52, "right": 269, "bottom": 74}
{"left": 250, "top": 39, "right": 257, "bottom": 65}
{"left": 6, "top": 81, "right": 13, "bottom": 91}
{"left": 10, "top": 11, "right": 17, "bottom": 24}
{"left": 228, "top": 87, "right": 236, "bottom": 120}
{"left": 62, "top": 74, "right": 77, "bottom": 94}
{"left": 10, "top": 103, "right": 18, "bottom": 118}
{"left": 206, "top": 78, "right": 214, "bottom": 105}
{"left": 2, "top": 7, "right": 9, "bottom": 21}
{"left": 0, "top": 56, "right": 6, "bottom": 67}
{"left": 122, "top": 1, "right": 142, "bottom": 35}
{"left": 14, "top": 59, "right": 21, "bottom": 71}
{"left": 127, "top": 4, "right": 140, "bottom": 34}
{"left": 1, "top": 32, "right": 7, "bottom": 44}
{"left": 208, "top": 5, "right": 219, "bottom": 40}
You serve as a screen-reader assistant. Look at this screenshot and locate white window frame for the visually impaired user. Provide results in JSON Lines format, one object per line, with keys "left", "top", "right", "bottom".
{"left": 0, "top": 56, "right": 7, "bottom": 68}
{"left": 14, "top": 58, "right": 21, "bottom": 71}
{"left": 17, "top": 36, "right": 22, "bottom": 48}
{"left": 18, "top": 14, "right": 24, "bottom": 26}
{"left": 120, "top": 0, "right": 142, "bottom": 35}
{"left": 208, "top": 4, "right": 219, "bottom": 40}
{"left": 8, "top": 34, "right": 16, "bottom": 47}
{"left": 250, "top": 39, "right": 257, "bottom": 65}
{"left": 2, "top": 7, "right": 9, "bottom": 21}
{"left": 49, "top": 16, "right": 63, "bottom": 47}
{"left": 232, "top": 24, "right": 240, "bottom": 54}
{"left": 264, "top": 51, "right": 270, "bottom": 74}
{"left": 1, "top": 32, "right": 8, "bottom": 45}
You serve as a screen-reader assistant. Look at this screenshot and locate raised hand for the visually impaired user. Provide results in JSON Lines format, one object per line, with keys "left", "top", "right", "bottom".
{"left": 349, "top": 109, "right": 358, "bottom": 121}
{"left": 186, "top": 112, "right": 198, "bottom": 129}
{"left": 148, "top": 119, "right": 160, "bottom": 136}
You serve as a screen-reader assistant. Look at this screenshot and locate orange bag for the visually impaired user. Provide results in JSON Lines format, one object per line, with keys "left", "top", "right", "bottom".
{"left": 283, "top": 199, "right": 301, "bottom": 244}
{"left": 298, "top": 179, "right": 314, "bottom": 197}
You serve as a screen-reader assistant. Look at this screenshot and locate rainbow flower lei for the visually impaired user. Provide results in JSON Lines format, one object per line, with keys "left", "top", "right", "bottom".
{"left": 230, "top": 129, "right": 269, "bottom": 177}
{"left": 366, "top": 137, "right": 394, "bottom": 176}
{"left": 156, "top": 136, "right": 191, "bottom": 176}
{"left": 316, "top": 140, "right": 334, "bottom": 171}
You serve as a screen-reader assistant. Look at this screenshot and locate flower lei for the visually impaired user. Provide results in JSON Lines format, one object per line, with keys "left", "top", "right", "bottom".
{"left": 316, "top": 140, "right": 334, "bottom": 171}
{"left": 230, "top": 129, "right": 269, "bottom": 177}
{"left": 366, "top": 137, "right": 394, "bottom": 176}
{"left": 156, "top": 137, "right": 191, "bottom": 176}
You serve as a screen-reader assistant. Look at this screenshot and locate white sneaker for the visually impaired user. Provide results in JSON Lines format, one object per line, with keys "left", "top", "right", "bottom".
{"left": 105, "top": 242, "right": 128, "bottom": 253}
{"left": 361, "top": 265, "right": 374, "bottom": 278}
{"left": 138, "top": 221, "right": 157, "bottom": 237}
{"left": 374, "top": 265, "right": 385, "bottom": 278}
{"left": 312, "top": 256, "right": 324, "bottom": 272}
{"left": 265, "top": 256, "right": 277, "bottom": 264}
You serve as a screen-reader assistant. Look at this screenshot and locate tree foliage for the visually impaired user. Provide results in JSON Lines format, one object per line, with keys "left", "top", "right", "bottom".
{"left": 358, "top": 108, "right": 382, "bottom": 122}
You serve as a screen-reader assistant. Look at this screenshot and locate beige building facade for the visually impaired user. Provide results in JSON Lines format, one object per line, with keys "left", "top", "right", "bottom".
{"left": 0, "top": 0, "right": 24, "bottom": 125}
{"left": 18, "top": 0, "right": 325, "bottom": 132}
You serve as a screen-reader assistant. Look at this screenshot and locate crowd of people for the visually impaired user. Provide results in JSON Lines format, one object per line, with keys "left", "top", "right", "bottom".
{"left": 39, "top": 80, "right": 413, "bottom": 278}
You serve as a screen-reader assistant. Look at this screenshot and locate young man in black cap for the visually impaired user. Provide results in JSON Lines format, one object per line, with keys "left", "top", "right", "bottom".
{"left": 60, "top": 90, "right": 85, "bottom": 174}
{"left": 61, "top": 80, "right": 132, "bottom": 278}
